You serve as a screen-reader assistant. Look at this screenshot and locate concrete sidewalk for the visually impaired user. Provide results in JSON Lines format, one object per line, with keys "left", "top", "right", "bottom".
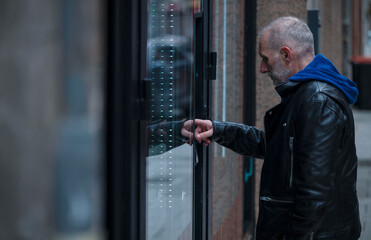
{"left": 353, "top": 108, "right": 371, "bottom": 240}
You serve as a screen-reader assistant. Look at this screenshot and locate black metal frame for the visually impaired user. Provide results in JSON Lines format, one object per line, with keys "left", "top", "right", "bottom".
{"left": 204, "top": 1, "right": 214, "bottom": 238}
{"left": 194, "top": 11, "right": 204, "bottom": 240}
{"left": 193, "top": 0, "right": 213, "bottom": 237}
{"left": 243, "top": 0, "right": 257, "bottom": 236}
{"left": 307, "top": 10, "right": 320, "bottom": 55}
{"left": 106, "top": 0, "right": 214, "bottom": 239}
{"left": 106, "top": 0, "right": 147, "bottom": 239}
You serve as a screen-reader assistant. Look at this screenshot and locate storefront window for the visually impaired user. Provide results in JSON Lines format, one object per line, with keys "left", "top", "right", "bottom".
{"left": 145, "top": 1, "right": 194, "bottom": 239}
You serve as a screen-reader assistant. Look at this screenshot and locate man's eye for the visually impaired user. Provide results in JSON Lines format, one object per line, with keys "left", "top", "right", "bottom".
{"left": 263, "top": 57, "right": 268, "bottom": 62}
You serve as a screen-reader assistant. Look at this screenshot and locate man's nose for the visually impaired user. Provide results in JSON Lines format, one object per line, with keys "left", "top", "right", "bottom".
{"left": 260, "top": 61, "right": 268, "bottom": 73}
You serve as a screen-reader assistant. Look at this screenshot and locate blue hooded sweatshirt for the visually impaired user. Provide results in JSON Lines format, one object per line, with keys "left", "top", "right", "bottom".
{"left": 289, "top": 54, "right": 359, "bottom": 104}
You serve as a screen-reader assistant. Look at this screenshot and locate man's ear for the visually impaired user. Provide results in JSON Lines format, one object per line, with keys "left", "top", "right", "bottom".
{"left": 280, "top": 46, "right": 292, "bottom": 63}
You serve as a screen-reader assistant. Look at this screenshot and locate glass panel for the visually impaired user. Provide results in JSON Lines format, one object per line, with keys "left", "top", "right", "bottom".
{"left": 146, "top": 0, "right": 194, "bottom": 239}
{"left": 0, "top": 0, "right": 105, "bottom": 239}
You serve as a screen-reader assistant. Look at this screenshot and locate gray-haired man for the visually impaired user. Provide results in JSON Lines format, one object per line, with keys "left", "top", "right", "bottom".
{"left": 189, "top": 16, "right": 361, "bottom": 240}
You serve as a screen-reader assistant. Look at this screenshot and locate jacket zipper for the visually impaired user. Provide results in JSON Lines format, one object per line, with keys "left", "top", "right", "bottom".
{"left": 289, "top": 136, "right": 294, "bottom": 187}
{"left": 260, "top": 196, "right": 294, "bottom": 203}
{"left": 309, "top": 231, "right": 314, "bottom": 240}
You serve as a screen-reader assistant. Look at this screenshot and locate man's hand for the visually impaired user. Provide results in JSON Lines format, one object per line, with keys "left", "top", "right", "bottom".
{"left": 195, "top": 119, "right": 213, "bottom": 146}
{"left": 181, "top": 120, "right": 194, "bottom": 145}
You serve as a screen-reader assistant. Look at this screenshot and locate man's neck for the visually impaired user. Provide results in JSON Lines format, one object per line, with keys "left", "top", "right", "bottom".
{"left": 293, "top": 54, "right": 315, "bottom": 74}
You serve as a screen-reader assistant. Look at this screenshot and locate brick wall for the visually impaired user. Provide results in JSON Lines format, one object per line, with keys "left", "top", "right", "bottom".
{"left": 318, "top": 0, "right": 344, "bottom": 73}
{"left": 211, "top": 0, "right": 246, "bottom": 238}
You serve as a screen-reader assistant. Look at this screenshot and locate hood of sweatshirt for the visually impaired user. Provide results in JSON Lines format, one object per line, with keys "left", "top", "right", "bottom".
{"left": 289, "top": 54, "right": 358, "bottom": 104}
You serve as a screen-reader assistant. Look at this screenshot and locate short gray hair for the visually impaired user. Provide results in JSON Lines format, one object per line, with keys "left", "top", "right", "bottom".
{"left": 261, "top": 16, "right": 314, "bottom": 56}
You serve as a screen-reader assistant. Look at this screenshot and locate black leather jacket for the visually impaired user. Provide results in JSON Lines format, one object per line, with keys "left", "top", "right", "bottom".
{"left": 212, "top": 81, "right": 361, "bottom": 240}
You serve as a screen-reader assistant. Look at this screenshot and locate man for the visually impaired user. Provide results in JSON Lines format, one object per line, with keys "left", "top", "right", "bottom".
{"left": 191, "top": 16, "right": 361, "bottom": 240}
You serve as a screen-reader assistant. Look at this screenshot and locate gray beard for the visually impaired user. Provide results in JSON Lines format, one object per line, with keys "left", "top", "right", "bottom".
{"left": 268, "top": 64, "right": 291, "bottom": 87}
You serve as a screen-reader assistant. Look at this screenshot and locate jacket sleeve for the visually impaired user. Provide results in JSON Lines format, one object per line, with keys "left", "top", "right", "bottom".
{"left": 285, "top": 99, "right": 343, "bottom": 240}
{"left": 212, "top": 120, "right": 265, "bottom": 158}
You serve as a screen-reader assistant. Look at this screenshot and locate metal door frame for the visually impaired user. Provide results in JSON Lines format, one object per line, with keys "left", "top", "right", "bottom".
{"left": 106, "top": 0, "right": 213, "bottom": 239}
{"left": 106, "top": 0, "right": 147, "bottom": 239}
{"left": 193, "top": 0, "right": 213, "bottom": 237}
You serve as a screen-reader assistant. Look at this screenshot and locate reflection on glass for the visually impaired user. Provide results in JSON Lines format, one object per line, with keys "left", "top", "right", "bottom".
{"left": 146, "top": 0, "right": 194, "bottom": 239}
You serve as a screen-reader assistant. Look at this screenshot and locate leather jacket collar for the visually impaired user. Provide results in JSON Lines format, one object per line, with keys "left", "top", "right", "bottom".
{"left": 275, "top": 80, "right": 302, "bottom": 102}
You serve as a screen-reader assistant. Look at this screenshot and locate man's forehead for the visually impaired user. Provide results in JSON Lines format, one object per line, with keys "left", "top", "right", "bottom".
{"left": 260, "top": 30, "right": 270, "bottom": 43}
{"left": 259, "top": 33, "right": 268, "bottom": 52}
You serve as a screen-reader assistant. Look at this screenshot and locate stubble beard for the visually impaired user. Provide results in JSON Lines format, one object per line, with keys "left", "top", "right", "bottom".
{"left": 268, "top": 61, "right": 291, "bottom": 87}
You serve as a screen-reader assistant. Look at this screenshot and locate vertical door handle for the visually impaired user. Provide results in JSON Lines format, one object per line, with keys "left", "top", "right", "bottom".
{"left": 139, "top": 78, "right": 151, "bottom": 120}
{"left": 208, "top": 52, "right": 217, "bottom": 80}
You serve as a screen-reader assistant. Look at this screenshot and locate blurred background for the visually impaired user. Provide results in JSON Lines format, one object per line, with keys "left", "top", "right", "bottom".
{"left": 0, "top": 0, "right": 105, "bottom": 239}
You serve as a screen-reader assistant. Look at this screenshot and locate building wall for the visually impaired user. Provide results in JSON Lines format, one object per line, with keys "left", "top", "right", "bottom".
{"left": 211, "top": 0, "right": 246, "bottom": 238}
{"left": 309, "top": 0, "right": 344, "bottom": 73}
{"left": 342, "top": 0, "right": 353, "bottom": 78}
